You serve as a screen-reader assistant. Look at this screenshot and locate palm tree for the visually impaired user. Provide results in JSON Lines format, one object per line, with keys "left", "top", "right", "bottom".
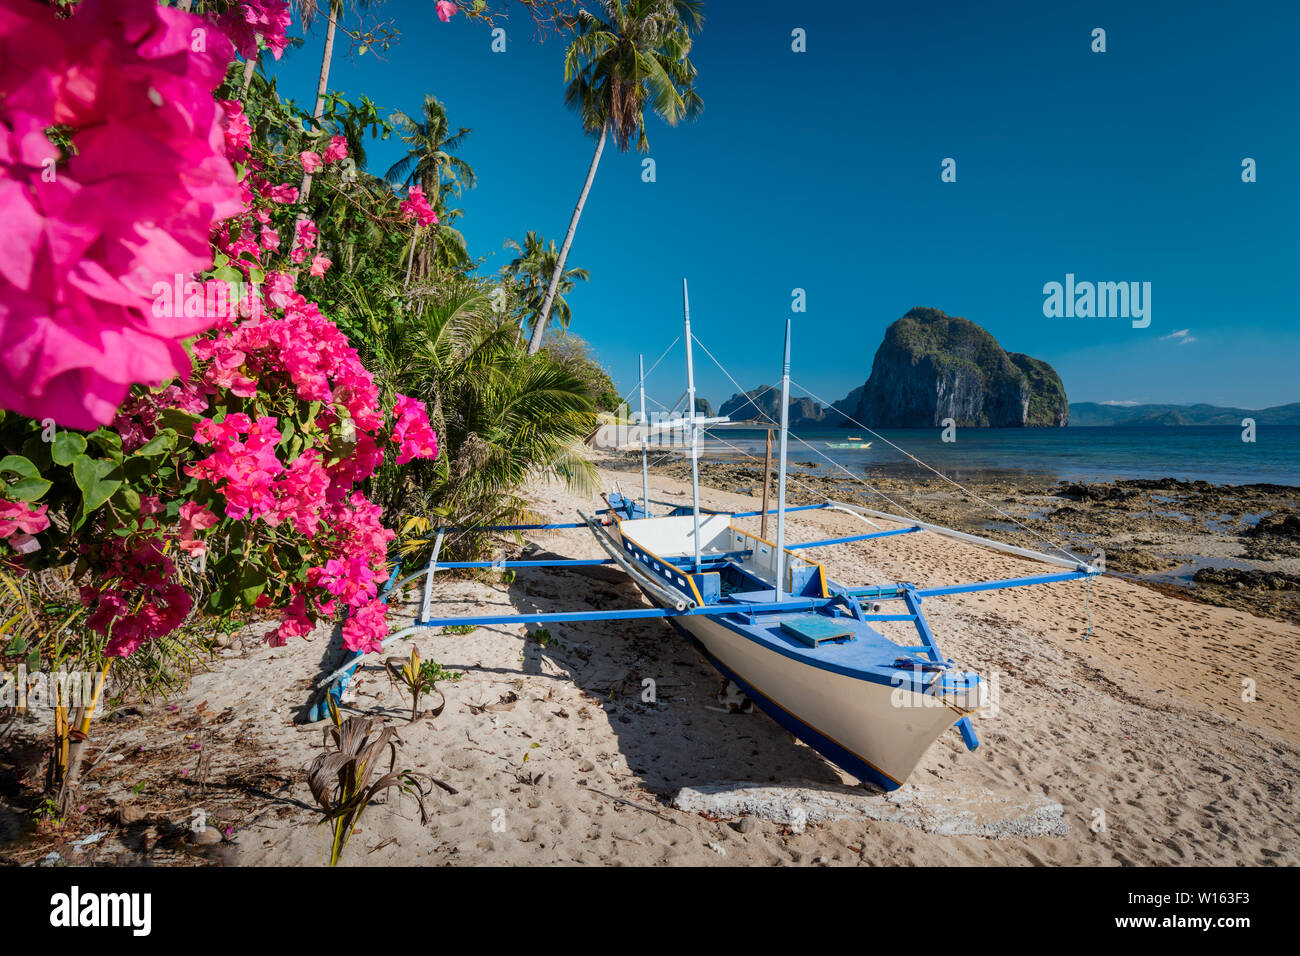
{"left": 348, "top": 281, "right": 599, "bottom": 557}
{"left": 503, "top": 231, "right": 590, "bottom": 334}
{"left": 387, "top": 96, "right": 476, "bottom": 283}
{"left": 526, "top": 0, "right": 704, "bottom": 355}
{"left": 387, "top": 96, "right": 476, "bottom": 200}
{"left": 295, "top": 0, "right": 374, "bottom": 204}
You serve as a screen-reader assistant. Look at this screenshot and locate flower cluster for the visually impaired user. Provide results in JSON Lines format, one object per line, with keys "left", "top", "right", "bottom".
{"left": 1, "top": 0, "right": 438, "bottom": 662}
{"left": 0, "top": 0, "right": 242, "bottom": 429}
{"left": 392, "top": 396, "right": 439, "bottom": 465}
{"left": 399, "top": 185, "right": 438, "bottom": 227}
{"left": 172, "top": 107, "right": 435, "bottom": 654}
{"left": 81, "top": 537, "right": 193, "bottom": 658}
{"left": 300, "top": 135, "right": 349, "bottom": 174}
{"left": 221, "top": 0, "right": 293, "bottom": 62}
{"left": 0, "top": 499, "right": 48, "bottom": 555}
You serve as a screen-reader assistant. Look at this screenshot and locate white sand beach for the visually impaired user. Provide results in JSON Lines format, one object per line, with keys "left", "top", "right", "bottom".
{"left": 36, "top": 465, "right": 1298, "bottom": 867}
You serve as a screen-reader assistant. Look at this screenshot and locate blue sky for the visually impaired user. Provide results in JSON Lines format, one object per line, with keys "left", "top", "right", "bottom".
{"left": 267, "top": 0, "right": 1299, "bottom": 411}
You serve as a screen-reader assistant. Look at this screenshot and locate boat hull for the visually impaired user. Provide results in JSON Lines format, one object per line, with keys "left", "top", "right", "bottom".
{"left": 664, "top": 608, "right": 968, "bottom": 790}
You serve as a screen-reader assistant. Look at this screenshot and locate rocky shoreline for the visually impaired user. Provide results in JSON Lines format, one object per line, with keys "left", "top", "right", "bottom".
{"left": 610, "top": 454, "right": 1300, "bottom": 625}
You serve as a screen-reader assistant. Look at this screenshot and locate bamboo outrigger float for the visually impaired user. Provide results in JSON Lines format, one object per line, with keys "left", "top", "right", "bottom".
{"left": 318, "top": 281, "right": 1100, "bottom": 791}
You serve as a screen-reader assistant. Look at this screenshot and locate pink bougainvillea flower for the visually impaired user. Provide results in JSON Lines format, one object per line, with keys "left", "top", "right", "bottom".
{"left": 342, "top": 599, "right": 389, "bottom": 654}
{"left": 436, "top": 1, "right": 459, "bottom": 23}
{"left": 272, "top": 591, "right": 313, "bottom": 645}
{"left": 290, "top": 217, "right": 319, "bottom": 264}
{"left": 322, "top": 135, "right": 349, "bottom": 164}
{"left": 391, "top": 394, "right": 439, "bottom": 465}
{"left": 399, "top": 185, "right": 437, "bottom": 227}
{"left": 300, "top": 150, "right": 323, "bottom": 174}
{"left": 309, "top": 255, "right": 331, "bottom": 277}
{"left": 177, "top": 501, "right": 219, "bottom": 555}
{"left": 220, "top": 0, "right": 293, "bottom": 61}
{"left": 255, "top": 177, "right": 299, "bottom": 204}
{"left": 220, "top": 100, "right": 253, "bottom": 164}
{"left": 80, "top": 537, "right": 194, "bottom": 656}
{"left": 0, "top": 0, "right": 242, "bottom": 430}
{"left": 0, "top": 499, "right": 49, "bottom": 539}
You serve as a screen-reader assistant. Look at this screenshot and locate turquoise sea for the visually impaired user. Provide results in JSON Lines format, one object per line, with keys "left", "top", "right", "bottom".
{"left": 697, "top": 426, "right": 1300, "bottom": 488}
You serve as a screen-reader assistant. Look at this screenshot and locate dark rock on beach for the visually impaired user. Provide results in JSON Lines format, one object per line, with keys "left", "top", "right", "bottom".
{"left": 1056, "top": 482, "right": 1136, "bottom": 503}
{"left": 1192, "top": 568, "right": 1300, "bottom": 591}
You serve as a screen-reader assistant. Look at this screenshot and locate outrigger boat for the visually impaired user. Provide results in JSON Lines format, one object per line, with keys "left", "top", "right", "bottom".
{"left": 318, "top": 281, "right": 1100, "bottom": 791}
{"left": 824, "top": 440, "right": 872, "bottom": 450}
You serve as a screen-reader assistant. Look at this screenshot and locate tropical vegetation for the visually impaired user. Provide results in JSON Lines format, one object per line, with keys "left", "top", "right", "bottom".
{"left": 0, "top": 0, "right": 706, "bottom": 851}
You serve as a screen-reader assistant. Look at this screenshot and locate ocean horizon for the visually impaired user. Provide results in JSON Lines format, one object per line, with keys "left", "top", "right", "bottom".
{"left": 691, "top": 425, "right": 1300, "bottom": 488}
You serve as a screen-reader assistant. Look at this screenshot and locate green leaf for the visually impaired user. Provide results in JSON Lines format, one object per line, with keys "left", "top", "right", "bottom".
{"left": 6, "top": 476, "right": 52, "bottom": 501}
{"left": 0, "top": 455, "right": 38, "bottom": 479}
{"left": 277, "top": 418, "right": 296, "bottom": 450}
{"left": 50, "top": 431, "right": 87, "bottom": 466}
{"left": 72, "top": 455, "right": 124, "bottom": 512}
{"left": 239, "top": 566, "right": 268, "bottom": 608}
{"left": 88, "top": 429, "right": 123, "bottom": 464}
{"left": 113, "top": 486, "right": 141, "bottom": 514}
{"left": 136, "top": 429, "right": 177, "bottom": 457}
{"left": 122, "top": 457, "right": 154, "bottom": 481}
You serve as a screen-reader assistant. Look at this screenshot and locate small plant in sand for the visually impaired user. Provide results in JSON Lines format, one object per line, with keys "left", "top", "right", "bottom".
{"left": 307, "top": 708, "right": 431, "bottom": 867}
{"left": 384, "top": 646, "right": 456, "bottom": 723}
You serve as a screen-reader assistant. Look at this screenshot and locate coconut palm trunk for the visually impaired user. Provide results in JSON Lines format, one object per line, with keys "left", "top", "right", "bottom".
{"left": 299, "top": 1, "right": 340, "bottom": 206}
{"left": 241, "top": 52, "right": 258, "bottom": 92}
{"left": 526, "top": 119, "right": 608, "bottom": 355}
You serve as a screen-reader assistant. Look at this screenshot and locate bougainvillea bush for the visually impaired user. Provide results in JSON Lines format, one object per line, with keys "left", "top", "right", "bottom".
{"left": 0, "top": 0, "right": 438, "bottom": 665}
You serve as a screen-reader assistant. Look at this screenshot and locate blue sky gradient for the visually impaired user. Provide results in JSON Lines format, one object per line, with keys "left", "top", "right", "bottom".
{"left": 267, "top": 0, "right": 1300, "bottom": 411}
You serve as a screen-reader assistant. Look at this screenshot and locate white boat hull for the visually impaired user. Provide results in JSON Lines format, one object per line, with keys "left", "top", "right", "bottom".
{"left": 671, "top": 611, "right": 968, "bottom": 788}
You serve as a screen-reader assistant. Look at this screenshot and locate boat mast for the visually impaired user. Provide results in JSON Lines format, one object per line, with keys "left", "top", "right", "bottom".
{"left": 774, "top": 318, "right": 791, "bottom": 600}
{"left": 638, "top": 353, "right": 649, "bottom": 517}
{"left": 683, "top": 278, "right": 702, "bottom": 572}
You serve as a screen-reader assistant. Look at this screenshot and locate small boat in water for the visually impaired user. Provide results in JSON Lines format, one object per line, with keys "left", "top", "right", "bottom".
{"left": 328, "top": 280, "right": 1099, "bottom": 790}
{"left": 825, "top": 440, "right": 871, "bottom": 450}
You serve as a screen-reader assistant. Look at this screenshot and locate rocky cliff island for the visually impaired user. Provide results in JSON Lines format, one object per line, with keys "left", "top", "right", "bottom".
{"left": 834, "top": 307, "right": 1069, "bottom": 428}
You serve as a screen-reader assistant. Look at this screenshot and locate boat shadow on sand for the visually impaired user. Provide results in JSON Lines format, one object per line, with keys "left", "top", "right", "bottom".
{"left": 448, "top": 548, "right": 856, "bottom": 795}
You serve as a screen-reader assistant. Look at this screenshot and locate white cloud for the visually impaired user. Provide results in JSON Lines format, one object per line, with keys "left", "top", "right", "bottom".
{"left": 1100, "top": 400, "right": 1140, "bottom": 406}
{"left": 1160, "top": 328, "right": 1196, "bottom": 344}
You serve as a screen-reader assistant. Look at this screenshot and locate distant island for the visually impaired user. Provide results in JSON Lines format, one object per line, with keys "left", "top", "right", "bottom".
{"left": 712, "top": 308, "right": 1068, "bottom": 429}
{"left": 697, "top": 308, "right": 1294, "bottom": 430}
{"left": 833, "top": 308, "right": 1068, "bottom": 428}
{"left": 1069, "top": 402, "right": 1300, "bottom": 426}
{"left": 717, "top": 387, "right": 829, "bottom": 428}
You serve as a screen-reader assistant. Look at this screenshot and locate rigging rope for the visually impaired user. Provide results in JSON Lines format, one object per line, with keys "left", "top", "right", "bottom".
{"left": 618, "top": 336, "right": 681, "bottom": 410}
{"left": 690, "top": 335, "right": 926, "bottom": 522}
